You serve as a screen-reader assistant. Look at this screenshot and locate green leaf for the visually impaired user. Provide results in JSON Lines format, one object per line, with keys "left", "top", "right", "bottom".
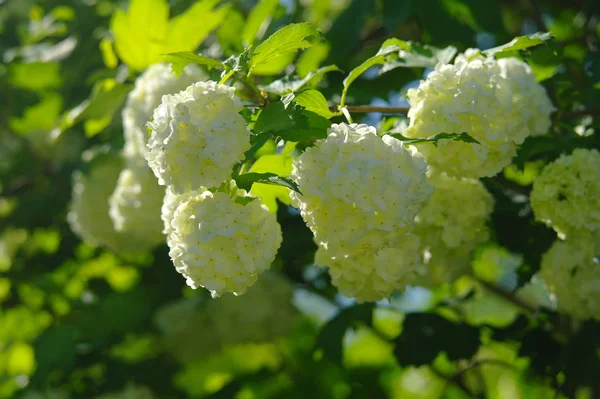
{"left": 387, "top": 132, "right": 480, "bottom": 146}
{"left": 61, "top": 79, "right": 131, "bottom": 136}
{"left": 259, "top": 65, "right": 342, "bottom": 95}
{"left": 254, "top": 102, "right": 331, "bottom": 142}
{"left": 340, "top": 40, "right": 409, "bottom": 106}
{"left": 110, "top": 0, "right": 169, "bottom": 71}
{"left": 30, "top": 326, "right": 77, "bottom": 386}
{"left": 161, "top": 52, "right": 224, "bottom": 76}
{"left": 394, "top": 313, "right": 480, "bottom": 366}
{"left": 234, "top": 172, "right": 301, "bottom": 194}
{"left": 380, "top": 43, "right": 457, "bottom": 73}
{"left": 249, "top": 153, "right": 294, "bottom": 212}
{"left": 241, "top": 0, "right": 279, "bottom": 46}
{"left": 10, "top": 93, "right": 63, "bottom": 134}
{"left": 250, "top": 23, "right": 321, "bottom": 74}
{"left": 315, "top": 303, "right": 374, "bottom": 364}
{"left": 8, "top": 62, "right": 62, "bottom": 91}
{"left": 483, "top": 32, "right": 554, "bottom": 58}
{"left": 293, "top": 90, "right": 335, "bottom": 118}
{"left": 111, "top": 0, "right": 228, "bottom": 71}
{"left": 166, "top": 0, "right": 230, "bottom": 54}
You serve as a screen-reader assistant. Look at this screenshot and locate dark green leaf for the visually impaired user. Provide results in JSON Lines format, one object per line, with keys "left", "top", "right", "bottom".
{"left": 253, "top": 102, "right": 331, "bottom": 141}
{"left": 380, "top": 43, "right": 457, "bottom": 73}
{"left": 484, "top": 32, "right": 554, "bottom": 58}
{"left": 250, "top": 23, "right": 321, "bottom": 73}
{"left": 241, "top": 0, "right": 279, "bottom": 45}
{"left": 394, "top": 313, "right": 480, "bottom": 366}
{"left": 161, "top": 51, "right": 224, "bottom": 76}
{"left": 315, "top": 303, "right": 374, "bottom": 363}
{"left": 234, "top": 172, "right": 301, "bottom": 194}
{"left": 292, "top": 90, "right": 335, "bottom": 118}
{"left": 30, "top": 325, "right": 77, "bottom": 386}
{"left": 340, "top": 40, "right": 408, "bottom": 106}
{"left": 387, "top": 132, "right": 480, "bottom": 146}
{"left": 259, "top": 65, "right": 342, "bottom": 95}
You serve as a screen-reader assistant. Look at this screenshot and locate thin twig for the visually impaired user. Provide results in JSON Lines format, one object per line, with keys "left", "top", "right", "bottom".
{"left": 553, "top": 107, "right": 600, "bottom": 120}
{"left": 244, "top": 102, "right": 600, "bottom": 121}
{"left": 473, "top": 277, "right": 538, "bottom": 314}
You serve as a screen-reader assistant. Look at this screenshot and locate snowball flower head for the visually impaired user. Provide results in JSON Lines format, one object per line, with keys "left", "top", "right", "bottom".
{"left": 497, "top": 57, "right": 553, "bottom": 138}
{"left": 291, "top": 123, "right": 432, "bottom": 256}
{"left": 404, "top": 50, "right": 552, "bottom": 178}
{"left": 540, "top": 233, "right": 600, "bottom": 320}
{"left": 68, "top": 149, "right": 138, "bottom": 253}
{"left": 167, "top": 182, "right": 282, "bottom": 296}
{"left": 154, "top": 272, "right": 298, "bottom": 363}
{"left": 530, "top": 148, "right": 600, "bottom": 236}
{"left": 415, "top": 172, "right": 494, "bottom": 285}
{"left": 315, "top": 233, "right": 424, "bottom": 302}
{"left": 146, "top": 81, "right": 251, "bottom": 193}
{"left": 122, "top": 63, "right": 206, "bottom": 158}
{"left": 161, "top": 186, "right": 200, "bottom": 235}
{"left": 108, "top": 159, "right": 165, "bottom": 250}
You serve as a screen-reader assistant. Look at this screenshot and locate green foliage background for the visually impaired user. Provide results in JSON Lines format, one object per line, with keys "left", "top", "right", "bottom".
{"left": 1, "top": 0, "right": 599, "bottom": 398}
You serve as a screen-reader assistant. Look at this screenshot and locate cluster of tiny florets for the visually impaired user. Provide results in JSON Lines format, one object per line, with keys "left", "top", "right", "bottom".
{"left": 102, "top": 63, "right": 206, "bottom": 252}
{"left": 122, "top": 63, "right": 206, "bottom": 159}
{"left": 108, "top": 159, "right": 165, "bottom": 250}
{"left": 68, "top": 149, "right": 132, "bottom": 253}
{"left": 415, "top": 172, "right": 494, "bottom": 285}
{"left": 145, "top": 81, "right": 251, "bottom": 194}
{"left": 291, "top": 123, "right": 432, "bottom": 255}
{"left": 540, "top": 233, "right": 600, "bottom": 320}
{"left": 530, "top": 148, "right": 600, "bottom": 237}
{"left": 167, "top": 184, "right": 282, "bottom": 297}
{"left": 315, "top": 235, "right": 424, "bottom": 302}
{"left": 292, "top": 123, "right": 433, "bottom": 301}
{"left": 404, "top": 50, "right": 552, "bottom": 178}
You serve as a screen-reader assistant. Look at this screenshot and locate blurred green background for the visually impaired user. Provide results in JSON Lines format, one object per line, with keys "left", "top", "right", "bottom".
{"left": 1, "top": 0, "right": 599, "bottom": 398}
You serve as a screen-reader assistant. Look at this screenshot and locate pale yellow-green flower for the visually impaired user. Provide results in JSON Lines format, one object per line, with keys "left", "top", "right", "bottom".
{"left": 68, "top": 149, "right": 139, "bottom": 253}
{"left": 540, "top": 233, "right": 600, "bottom": 320}
{"left": 415, "top": 172, "right": 494, "bottom": 285}
{"left": 122, "top": 63, "right": 206, "bottom": 159}
{"left": 146, "top": 81, "right": 250, "bottom": 193}
{"left": 291, "top": 123, "right": 432, "bottom": 257}
{"left": 108, "top": 159, "right": 165, "bottom": 250}
{"left": 167, "top": 182, "right": 282, "bottom": 296}
{"left": 404, "top": 50, "right": 552, "bottom": 178}
{"left": 315, "top": 234, "right": 423, "bottom": 302}
{"left": 531, "top": 148, "right": 600, "bottom": 236}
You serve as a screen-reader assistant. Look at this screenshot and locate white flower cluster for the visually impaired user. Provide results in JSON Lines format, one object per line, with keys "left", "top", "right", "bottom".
{"left": 146, "top": 81, "right": 251, "bottom": 193}
{"left": 154, "top": 272, "right": 298, "bottom": 363}
{"left": 415, "top": 172, "right": 494, "bottom": 285}
{"left": 108, "top": 160, "right": 165, "bottom": 249}
{"left": 530, "top": 148, "right": 600, "bottom": 237}
{"left": 292, "top": 123, "right": 433, "bottom": 301}
{"left": 122, "top": 64, "right": 206, "bottom": 158}
{"left": 107, "top": 64, "right": 207, "bottom": 251}
{"left": 167, "top": 184, "right": 282, "bottom": 297}
{"left": 540, "top": 233, "right": 600, "bottom": 320}
{"left": 316, "top": 238, "right": 423, "bottom": 302}
{"left": 68, "top": 149, "right": 135, "bottom": 254}
{"left": 404, "top": 50, "right": 552, "bottom": 178}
